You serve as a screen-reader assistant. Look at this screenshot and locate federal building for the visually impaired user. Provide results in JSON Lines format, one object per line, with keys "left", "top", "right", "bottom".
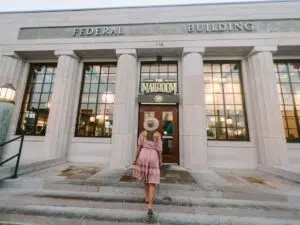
{"left": 1, "top": 0, "right": 300, "bottom": 172}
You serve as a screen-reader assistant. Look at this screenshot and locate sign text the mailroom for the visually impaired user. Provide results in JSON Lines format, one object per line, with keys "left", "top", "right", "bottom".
{"left": 141, "top": 82, "right": 177, "bottom": 93}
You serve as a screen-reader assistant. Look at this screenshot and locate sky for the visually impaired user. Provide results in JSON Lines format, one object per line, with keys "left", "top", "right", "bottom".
{"left": 0, "top": 0, "right": 276, "bottom": 12}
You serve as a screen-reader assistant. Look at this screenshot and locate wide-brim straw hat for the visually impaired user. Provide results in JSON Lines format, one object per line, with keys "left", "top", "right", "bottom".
{"left": 143, "top": 117, "right": 159, "bottom": 131}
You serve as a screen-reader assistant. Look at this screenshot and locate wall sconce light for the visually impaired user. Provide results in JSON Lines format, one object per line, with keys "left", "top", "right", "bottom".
{"left": 0, "top": 83, "right": 16, "bottom": 104}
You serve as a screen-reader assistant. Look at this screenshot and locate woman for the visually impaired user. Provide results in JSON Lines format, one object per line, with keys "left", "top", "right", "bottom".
{"left": 133, "top": 117, "right": 162, "bottom": 216}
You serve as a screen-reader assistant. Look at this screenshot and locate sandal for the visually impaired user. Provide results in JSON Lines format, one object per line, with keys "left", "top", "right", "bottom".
{"left": 147, "top": 208, "right": 153, "bottom": 216}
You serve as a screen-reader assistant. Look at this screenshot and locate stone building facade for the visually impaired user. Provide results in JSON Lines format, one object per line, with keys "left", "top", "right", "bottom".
{"left": 1, "top": 0, "right": 300, "bottom": 171}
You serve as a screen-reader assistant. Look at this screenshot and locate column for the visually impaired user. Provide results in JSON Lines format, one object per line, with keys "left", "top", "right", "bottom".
{"left": 0, "top": 52, "right": 24, "bottom": 87}
{"left": 0, "top": 53, "right": 25, "bottom": 160}
{"left": 182, "top": 47, "right": 208, "bottom": 170}
{"left": 44, "top": 51, "right": 80, "bottom": 158}
{"left": 109, "top": 49, "right": 137, "bottom": 168}
{"left": 247, "top": 46, "right": 288, "bottom": 168}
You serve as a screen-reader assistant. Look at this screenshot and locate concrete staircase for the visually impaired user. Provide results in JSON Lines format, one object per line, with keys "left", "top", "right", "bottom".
{"left": 0, "top": 164, "right": 300, "bottom": 225}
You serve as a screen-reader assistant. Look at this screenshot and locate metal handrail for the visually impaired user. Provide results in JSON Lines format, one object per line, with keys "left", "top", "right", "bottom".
{"left": 0, "top": 135, "right": 24, "bottom": 179}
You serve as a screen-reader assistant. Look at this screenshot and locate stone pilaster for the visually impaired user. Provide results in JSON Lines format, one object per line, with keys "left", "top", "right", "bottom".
{"left": 109, "top": 49, "right": 137, "bottom": 168}
{"left": 44, "top": 51, "right": 80, "bottom": 158}
{"left": 0, "top": 52, "right": 25, "bottom": 160}
{"left": 0, "top": 52, "right": 26, "bottom": 136}
{"left": 181, "top": 47, "right": 208, "bottom": 170}
{"left": 247, "top": 46, "right": 288, "bottom": 168}
{"left": 0, "top": 52, "right": 24, "bottom": 87}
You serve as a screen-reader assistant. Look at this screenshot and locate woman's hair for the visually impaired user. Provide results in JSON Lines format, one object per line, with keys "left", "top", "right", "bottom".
{"left": 146, "top": 130, "right": 154, "bottom": 141}
{"left": 144, "top": 130, "right": 160, "bottom": 142}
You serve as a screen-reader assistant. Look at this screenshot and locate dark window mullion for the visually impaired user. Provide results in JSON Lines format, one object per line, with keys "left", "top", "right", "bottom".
{"left": 286, "top": 62, "right": 300, "bottom": 140}
{"left": 94, "top": 66, "right": 102, "bottom": 136}
{"left": 210, "top": 64, "right": 217, "bottom": 140}
{"left": 35, "top": 65, "right": 48, "bottom": 128}
{"left": 211, "top": 64, "right": 217, "bottom": 140}
{"left": 277, "top": 63, "right": 290, "bottom": 139}
{"left": 230, "top": 64, "right": 239, "bottom": 136}
{"left": 103, "top": 66, "right": 110, "bottom": 136}
{"left": 26, "top": 80, "right": 34, "bottom": 111}
{"left": 219, "top": 63, "right": 228, "bottom": 140}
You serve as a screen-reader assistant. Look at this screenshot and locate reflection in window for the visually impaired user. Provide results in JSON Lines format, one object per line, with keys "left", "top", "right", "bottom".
{"left": 75, "top": 63, "right": 116, "bottom": 137}
{"left": 275, "top": 61, "right": 300, "bottom": 142}
{"left": 204, "top": 62, "right": 249, "bottom": 140}
{"left": 162, "top": 111, "right": 174, "bottom": 154}
{"left": 16, "top": 64, "right": 56, "bottom": 136}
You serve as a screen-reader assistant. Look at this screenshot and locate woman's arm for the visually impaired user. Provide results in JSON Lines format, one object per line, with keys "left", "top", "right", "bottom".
{"left": 158, "top": 150, "right": 163, "bottom": 167}
{"left": 155, "top": 132, "right": 163, "bottom": 167}
{"left": 133, "top": 145, "right": 142, "bottom": 165}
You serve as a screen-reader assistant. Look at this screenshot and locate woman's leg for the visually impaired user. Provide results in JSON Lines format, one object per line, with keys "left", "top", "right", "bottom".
{"left": 144, "top": 183, "right": 149, "bottom": 202}
{"left": 147, "top": 183, "right": 156, "bottom": 210}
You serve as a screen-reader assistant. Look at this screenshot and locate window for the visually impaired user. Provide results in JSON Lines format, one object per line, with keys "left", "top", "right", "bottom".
{"left": 16, "top": 64, "right": 56, "bottom": 136}
{"left": 275, "top": 61, "right": 300, "bottom": 142}
{"left": 204, "top": 62, "right": 249, "bottom": 140}
{"left": 75, "top": 63, "right": 116, "bottom": 137}
{"left": 140, "top": 62, "right": 178, "bottom": 93}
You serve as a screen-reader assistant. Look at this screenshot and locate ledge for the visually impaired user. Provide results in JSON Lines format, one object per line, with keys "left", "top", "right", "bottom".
{"left": 71, "top": 137, "right": 112, "bottom": 144}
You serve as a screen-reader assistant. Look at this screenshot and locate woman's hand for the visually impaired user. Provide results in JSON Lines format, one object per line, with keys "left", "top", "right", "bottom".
{"left": 133, "top": 159, "right": 137, "bottom": 165}
{"left": 159, "top": 159, "right": 163, "bottom": 168}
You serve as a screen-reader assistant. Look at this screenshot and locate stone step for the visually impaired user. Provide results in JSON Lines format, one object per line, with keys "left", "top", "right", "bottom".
{"left": 0, "top": 222, "right": 39, "bottom": 225}
{"left": 0, "top": 205, "right": 299, "bottom": 225}
{"left": 1, "top": 215, "right": 146, "bottom": 225}
{"left": 1, "top": 190, "right": 300, "bottom": 220}
{"left": 26, "top": 189, "right": 300, "bottom": 211}
{"left": 1, "top": 179, "right": 298, "bottom": 205}
{"left": 43, "top": 183, "right": 300, "bottom": 204}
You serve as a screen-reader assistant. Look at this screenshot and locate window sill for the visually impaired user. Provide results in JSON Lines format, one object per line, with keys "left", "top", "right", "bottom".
{"left": 287, "top": 143, "right": 300, "bottom": 150}
{"left": 207, "top": 141, "right": 254, "bottom": 148}
{"left": 9, "top": 135, "right": 45, "bottom": 142}
{"left": 71, "top": 137, "right": 112, "bottom": 144}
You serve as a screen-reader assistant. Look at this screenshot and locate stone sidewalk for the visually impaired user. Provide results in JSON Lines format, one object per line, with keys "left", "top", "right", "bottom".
{"left": 2, "top": 163, "right": 300, "bottom": 199}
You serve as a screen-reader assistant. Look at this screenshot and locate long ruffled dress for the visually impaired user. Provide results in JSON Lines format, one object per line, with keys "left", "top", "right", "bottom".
{"left": 133, "top": 132, "right": 162, "bottom": 184}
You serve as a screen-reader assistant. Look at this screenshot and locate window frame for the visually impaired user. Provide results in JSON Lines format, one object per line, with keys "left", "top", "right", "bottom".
{"left": 274, "top": 60, "right": 300, "bottom": 143}
{"left": 16, "top": 63, "right": 57, "bottom": 136}
{"left": 75, "top": 62, "right": 117, "bottom": 138}
{"left": 139, "top": 61, "right": 179, "bottom": 94}
{"left": 204, "top": 60, "right": 250, "bottom": 141}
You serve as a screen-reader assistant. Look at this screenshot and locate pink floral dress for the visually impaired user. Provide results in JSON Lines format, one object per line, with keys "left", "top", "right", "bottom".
{"left": 133, "top": 131, "right": 162, "bottom": 184}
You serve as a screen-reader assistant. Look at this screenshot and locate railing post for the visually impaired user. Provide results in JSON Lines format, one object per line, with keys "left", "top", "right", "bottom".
{"left": 12, "top": 135, "right": 24, "bottom": 179}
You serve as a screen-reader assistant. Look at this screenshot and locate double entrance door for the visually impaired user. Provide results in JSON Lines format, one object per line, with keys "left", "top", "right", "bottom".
{"left": 138, "top": 105, "right": 179, "bottom": 164}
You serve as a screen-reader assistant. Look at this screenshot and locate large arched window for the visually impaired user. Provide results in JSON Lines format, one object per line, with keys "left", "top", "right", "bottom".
{"left": 275, "top": 61, "right": 300, "bottom": 142}
{"left": 204, "top": 62, "right": 249, "bottom": 141}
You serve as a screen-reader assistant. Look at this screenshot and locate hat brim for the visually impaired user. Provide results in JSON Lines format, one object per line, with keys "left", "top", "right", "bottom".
{"left": 143, "top": 117, "right": 159, "bottom": 131}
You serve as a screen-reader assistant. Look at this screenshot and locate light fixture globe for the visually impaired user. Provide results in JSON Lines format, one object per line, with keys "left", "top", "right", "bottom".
{"left": 0, "top": 83, "right": 16, "bottom": 103}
